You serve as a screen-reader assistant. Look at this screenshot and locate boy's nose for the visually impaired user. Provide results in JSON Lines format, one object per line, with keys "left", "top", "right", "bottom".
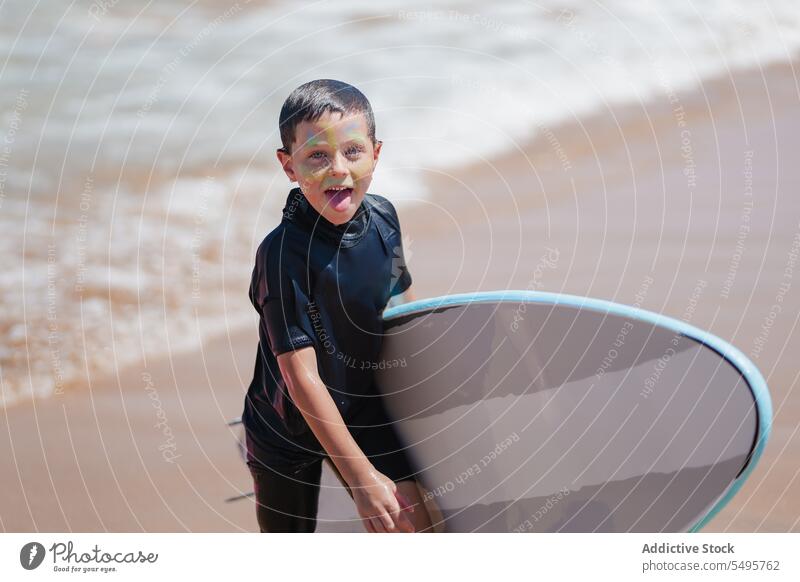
{"left": 329, "top": 151, "right": 348, "bottom": 176}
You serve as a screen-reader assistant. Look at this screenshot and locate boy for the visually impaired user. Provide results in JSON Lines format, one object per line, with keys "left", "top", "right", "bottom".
{"left": 242, "top": 79, "right": 432, "bottom": 533}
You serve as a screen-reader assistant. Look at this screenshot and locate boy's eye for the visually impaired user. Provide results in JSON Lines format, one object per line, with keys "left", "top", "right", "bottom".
{"left": 345, "top": 145, "right": 365, "bottom": 157}
{"left": 309, "top": 151, "right": 327, "bottom": 159}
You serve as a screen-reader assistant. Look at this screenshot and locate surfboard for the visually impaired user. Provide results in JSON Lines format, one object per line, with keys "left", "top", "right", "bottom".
{"left": 375, "top": 291, "right": 771, "bottom": 532}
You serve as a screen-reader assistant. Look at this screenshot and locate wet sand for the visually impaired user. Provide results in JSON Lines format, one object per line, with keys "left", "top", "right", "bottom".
{"left": 2, "top": 56, "right": 799, "bottom": 532}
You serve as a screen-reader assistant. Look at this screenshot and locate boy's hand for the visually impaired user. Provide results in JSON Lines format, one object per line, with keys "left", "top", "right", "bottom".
{"left": 351, "top": 468, "right": 415, "bottom": 533}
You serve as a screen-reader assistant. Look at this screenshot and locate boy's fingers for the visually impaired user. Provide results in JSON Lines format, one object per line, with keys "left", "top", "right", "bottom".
{"left": 368, "top": 513, "right": 389, "bottom": 533}
{"left": 378, "top": 511, "right": 396, "bottom": 532}
{"left": 364, "top": 519, "right": 376, "bottom": 533}
{"left": 388, "top": 499, "right": 415, "bottom": 533}
{"left": 369, "top": 516, "right": 384, "bottom": 533}
{"left": 395, "top": 491, "right": 415, "bottom": 513}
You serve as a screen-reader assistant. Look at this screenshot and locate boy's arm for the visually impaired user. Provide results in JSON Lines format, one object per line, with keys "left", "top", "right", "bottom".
{"left": 276, "top": 347, "right": 372, "bottom": 482}
{"left": 276, "top": 346, "right": 413, "bottom": 533}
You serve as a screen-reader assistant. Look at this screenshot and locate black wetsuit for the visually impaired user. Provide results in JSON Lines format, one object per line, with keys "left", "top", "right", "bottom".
{"left": 241, "top": 187, "right": 415, "bottom": 532}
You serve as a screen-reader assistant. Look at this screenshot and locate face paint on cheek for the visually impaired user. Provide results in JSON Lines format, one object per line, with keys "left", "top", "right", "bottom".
{"left": 350, "top": 155, "right": 376, "bottom": 179}
{"left": 295, "top": 160, "right": 327, "bottom": 182}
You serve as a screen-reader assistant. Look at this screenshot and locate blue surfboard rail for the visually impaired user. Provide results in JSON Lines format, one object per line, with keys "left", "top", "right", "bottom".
{"left": 382, "top": 290, "right": 773, "bottom": 532}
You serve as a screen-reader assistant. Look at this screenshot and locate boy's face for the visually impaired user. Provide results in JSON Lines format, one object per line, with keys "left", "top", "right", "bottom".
{"left": 277, "top": 111, "right": 381, "bottom": 226}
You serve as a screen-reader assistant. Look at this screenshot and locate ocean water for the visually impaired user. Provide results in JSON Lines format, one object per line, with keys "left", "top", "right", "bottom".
{"left": 1, "top": 0, "right": 799, "bottom": 406}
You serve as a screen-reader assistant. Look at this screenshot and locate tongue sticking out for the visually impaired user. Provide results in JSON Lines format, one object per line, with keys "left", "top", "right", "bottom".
{"left": 325, "top": 188, "right": 353, "bottom": 212}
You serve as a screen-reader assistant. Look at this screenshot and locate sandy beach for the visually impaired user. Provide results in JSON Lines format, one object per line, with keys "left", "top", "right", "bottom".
{"left": 2, "top": 56, "right": 799, "bottom": 533}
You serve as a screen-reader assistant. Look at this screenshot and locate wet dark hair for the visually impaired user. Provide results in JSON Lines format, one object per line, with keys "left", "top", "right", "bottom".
{"left": 278, "top": 79, "right": 377, "bottom": 153}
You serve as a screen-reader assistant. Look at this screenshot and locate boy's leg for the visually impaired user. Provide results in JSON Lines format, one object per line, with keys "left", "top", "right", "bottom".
{"left": 248, "top": 459, "right": 323, "bottom": 532}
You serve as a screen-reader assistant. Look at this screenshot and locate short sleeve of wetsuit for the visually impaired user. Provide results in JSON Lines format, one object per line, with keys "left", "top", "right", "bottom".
{"left": 384, "top": 201, "right": 413, "bottom": 297}
{"left": 249, "top": 236, "right": 315, "bottom": 357}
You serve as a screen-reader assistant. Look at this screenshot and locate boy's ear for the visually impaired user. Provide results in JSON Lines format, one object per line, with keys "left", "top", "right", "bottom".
{"left": 276, "top": 148, "right": 298, "bottom": 182}
{"left": 373, "top": 139, "right": 383, "bottom": 162}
